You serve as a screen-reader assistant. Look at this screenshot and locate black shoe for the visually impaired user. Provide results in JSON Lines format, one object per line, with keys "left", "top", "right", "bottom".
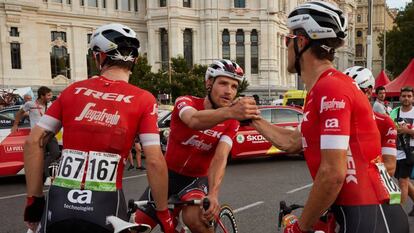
{"left": 409, "top": 206, "right": 414, "bottom": 216}
{"left": 136, "top": 166, "right": 146, "bottom": 171}
{"left": 127, "top": 165, "right": 135, "bottom": 170}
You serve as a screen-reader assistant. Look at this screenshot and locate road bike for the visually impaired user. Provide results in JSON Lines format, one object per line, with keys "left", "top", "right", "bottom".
{"left": 107, "top": 197, "right": 238, "bottom": 233}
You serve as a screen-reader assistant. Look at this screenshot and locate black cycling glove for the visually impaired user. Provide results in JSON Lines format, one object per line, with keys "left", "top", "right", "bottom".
{"left": 24, "top": 196, "right": 45, "bottom": 222}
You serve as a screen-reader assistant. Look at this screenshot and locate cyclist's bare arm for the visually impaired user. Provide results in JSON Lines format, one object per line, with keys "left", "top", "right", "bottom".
{"left": 11, "top": 108, "right": 26, "bottom": 132}
{"left": 205, "top": 141, "right": 232, "bottom": 220}
{"left": 180, "top": 97, "right": 259, "bottom": 130}
{"left": 251, "top": 118, "right": 302, "bottom": 153}
{"left": 299, "top": 149, "right": 346, "bottom": 231}
{"left": 142, "top": 145, "right": 169, "bottom": 211}
{"left": 24, "top": 126, "right": 54, "bottom": 196}
{"left": 382, "top": 154, "right": 396, "bottom": 176}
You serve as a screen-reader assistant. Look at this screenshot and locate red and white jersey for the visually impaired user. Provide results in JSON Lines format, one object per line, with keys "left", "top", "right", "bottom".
{"left": 300, "top": 69, "right": 389, "bottom": 206}
{"left": 38, "top": 76, "right": 160, "bottom": 189}
{"left": 165, "top": 96, "right": 239, "bottom": 177}
{"left": 374, "top": 112, "right": 397, "bottom": 157}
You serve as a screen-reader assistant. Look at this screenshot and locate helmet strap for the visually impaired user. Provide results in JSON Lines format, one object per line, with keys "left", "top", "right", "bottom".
{"left": 293, "top": 37, "right": 312, "bottom": 77}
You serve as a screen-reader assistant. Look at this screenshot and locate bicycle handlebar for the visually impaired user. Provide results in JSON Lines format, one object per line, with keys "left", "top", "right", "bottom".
{"left": 127, "top": 198, "right": 211, "bottom": 216}
{"left": 278, "top": 201, "right": 304, "bottom": 230}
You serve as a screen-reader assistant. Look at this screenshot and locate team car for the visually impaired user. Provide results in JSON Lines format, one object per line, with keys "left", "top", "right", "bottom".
{"left": 159, "top": 105, "right": 303, "bottom": 159}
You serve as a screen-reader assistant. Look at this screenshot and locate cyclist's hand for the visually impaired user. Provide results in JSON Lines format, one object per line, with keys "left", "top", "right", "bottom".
{"left": 156, "top": 209, "right": 176, "bottom": 233}
{"left": 230, "top": 97, "right": 260, "bottom": 121}
{"left": 284, "top": 221, "right": 312, "bottom": 233}
{"left": 24, "top": 196, "right": 45, "bottom": 231}
{"left": 203, "top": 195, "right": 220, "bottom": 221}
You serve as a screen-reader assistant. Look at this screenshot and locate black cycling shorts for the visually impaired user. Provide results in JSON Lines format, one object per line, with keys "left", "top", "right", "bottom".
{"left": 136, "top": 170, "right": 208, "bottom": 223}
{"left": 331, "top": 203, "right": 409, "bottom": 233}
{"left": 395, "top": 159, "right": 413, "bottom": 179}
{"left": 38, "top": 185, "right": 127, "bottom": 233}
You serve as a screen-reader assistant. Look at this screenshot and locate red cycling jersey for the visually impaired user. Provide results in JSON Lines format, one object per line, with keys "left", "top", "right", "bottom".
{"left": 300, "top": 69, "right": 389, "bottom": 205}
{"left": 165, "top": 96, "right": 239, "bottom": 177}
{"left": 38, "top": 76, "right": 160, "bottom": 189}
{"left": 374, "top": 112, "right": 397, "bottom": 157}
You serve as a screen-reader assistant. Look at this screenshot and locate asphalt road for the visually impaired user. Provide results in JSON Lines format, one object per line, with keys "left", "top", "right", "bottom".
{"left": 0, "top": 156, "right": 413, "bottom": 233}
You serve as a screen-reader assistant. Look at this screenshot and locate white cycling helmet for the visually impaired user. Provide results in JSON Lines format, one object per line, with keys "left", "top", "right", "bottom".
{"left": 287, "top": 1, "right": 348, "bottom": 40}
{"left": 344, "top": 66, "right": 375, "bottom": 89}
{"left": 90, "top": 23, "right": 140, "bottom": 60}
{"left": 205, "top": 60, "right": 245, "bottom": 84}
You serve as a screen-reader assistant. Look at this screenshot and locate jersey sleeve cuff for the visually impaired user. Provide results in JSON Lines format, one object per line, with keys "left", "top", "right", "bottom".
{"left": 219, "top": 135, "right": 233, "bottom": 147}
{"left": 37, "top": 115, "right": 62, "bottom": 133}
{"left": 320, "top": 135, "right": 349, "bottom": 150}
{"left": 179, "top": 106, "right": 195, "bottom": 119}
{"left": 139, "top": 133, "right": 160, "bottom": 146}
{"left": 382, "top": 147, "right": 397, "bottom": 157}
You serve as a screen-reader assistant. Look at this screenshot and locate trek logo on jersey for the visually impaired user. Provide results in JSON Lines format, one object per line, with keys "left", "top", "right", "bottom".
{"left": 67, "top": 190, "right": 92, "bottom": 204}
{"left": 74, "top": 87, "right": 134, "bottom": 103}
{"left": 75, "top": 103, "right": 120, "bottom": 126}
{"left": 325, "top": 118, "right": 339, "bottom": 128}
{"left": 346, "top": 152, "right": 358, "bottom": 184}
{"left": 182, "top": 135, "right": 212, "bottom": 151}
{"left": 199, "top": 129, "right": 223, "bottom": 139}
{"left": 320, "top": 96, "right": 346, "bottom": 113}
{"left": 386, "top": 127, "right": 397, "bottom": 136}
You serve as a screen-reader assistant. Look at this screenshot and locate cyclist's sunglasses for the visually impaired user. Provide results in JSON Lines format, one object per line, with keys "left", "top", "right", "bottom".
{"left": 284, "top": 34, "right": 307, "bottom": 47}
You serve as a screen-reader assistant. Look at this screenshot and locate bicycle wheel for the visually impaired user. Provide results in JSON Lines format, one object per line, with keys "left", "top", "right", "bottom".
{"left": 215, "top": 205, "right": 238, "bottom": 233}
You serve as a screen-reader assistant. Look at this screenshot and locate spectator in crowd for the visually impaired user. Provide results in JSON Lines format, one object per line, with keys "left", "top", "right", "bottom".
{"left": 128, "top": 136, "right": 145, "bottom": 170}
{"left": 373, "top": 86, "right": 392, "bottom": 115}
{"left": 12, "top": 86, "right": 59, "bottom": 186}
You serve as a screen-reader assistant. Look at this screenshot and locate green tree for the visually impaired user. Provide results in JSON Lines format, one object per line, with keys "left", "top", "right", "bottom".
{"left": 378, "top": 2, "right": 414, "bottom": 78}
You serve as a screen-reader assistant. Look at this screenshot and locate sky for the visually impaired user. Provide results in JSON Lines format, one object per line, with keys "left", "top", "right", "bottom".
{"left": 387, "top": 0, "right": 411, "bottom": 9}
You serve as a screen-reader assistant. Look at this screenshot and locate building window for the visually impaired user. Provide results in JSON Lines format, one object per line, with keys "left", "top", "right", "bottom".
{"left": 160, "top": 28, "right": 169, "bottom": 70}
{"left": 234, "top": 0, "right": 245, "bottom": 8}
{"left": 51, "top": 31, "right": 67, "bottom": 42}
{"left": 183, "top": 0, "right": 191, "bottom": 7}
{"left": 183, "top": 29, "right": 193, "bottom": 67}
{"left": 102, "top": 0, "right": 106, "bottom": 8}
{"left": 50, "top": 46, "right": 71, "bottom": 78}
{"left": 10, "top": 27, "right": 19, "bottom": 37}
{"left": 134, "top": 0, "right": 138, "bottom": 11}
{"left": 357, "top": 30, "right": 362, "bottom": 37}
{"left": 251, "top": 29, "right": 258, "bottom": 74}
{"left": 67, "top": 0, "right": 71, "bottom": 3}
{"left": 11, "top": 43, "right": 21, "bottom": 69}
{"left": 80, "top": 0, "right": 84, "bottom": 6}
{"left": 87, "top": 49, "right": 99, "bottom": 78}
{"left": 52, "top": 0, "right": 63, "bottom": 3}
{"left": 357, "top": 14, "right": 361, "bottom": 23}
{"left": 88, "top": 0, "right": 97, "bottom": 7}
{"left": 356, "top": 44, "right": 363, "bottom": 57}
{"left": 236, "top": 29, "right": 245, "bottom": 70}
{"left": 222, "top": 29, "right": 230, "bottom": 60}
{"left": 115, "top": 0, "right": 118, "bottom": 9}
{"left": 160, "top": 0, "right": 166, "bottom": 7}
{"left": 121, "top": 0, "right": 130, "bottom": 11}
{"left": 87, "top": 33, "right": 92, "bottom": 44}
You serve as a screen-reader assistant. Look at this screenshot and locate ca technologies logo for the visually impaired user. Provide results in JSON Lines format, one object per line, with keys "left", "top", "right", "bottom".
{"left": 67, "top": 190, "right": 92, "bottom": 204}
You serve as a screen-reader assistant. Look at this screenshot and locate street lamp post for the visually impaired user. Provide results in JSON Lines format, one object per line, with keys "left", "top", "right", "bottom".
{"left": 367, "top": 0, "right": 373, "bottom": 70}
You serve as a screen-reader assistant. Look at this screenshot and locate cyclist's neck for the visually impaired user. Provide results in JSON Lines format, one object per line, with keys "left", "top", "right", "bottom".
{"left": 100, "top": 67, "right": 131, "bottom": 82}
{"left": 301, "top": 59, "right": 334, "bottom": 91}
{"left": 401, "top": 105, "right": 413, "bottom": 112}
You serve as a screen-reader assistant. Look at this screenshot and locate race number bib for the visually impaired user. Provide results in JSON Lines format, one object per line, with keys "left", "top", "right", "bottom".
{"left": 376, "top": 162, "right": 401, "bottom": 204}
{"left": 53, "top": 149, "right": 88, "bottom": 189}
{"left": 84, "top": 151, "right": 121, "bottom": 192}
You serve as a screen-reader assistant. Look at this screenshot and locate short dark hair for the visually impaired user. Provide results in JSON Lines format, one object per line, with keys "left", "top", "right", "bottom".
{"left": 294, "top": 29, "right": 344, "bottom": 62}
{"left": 400, "top": 86, "right": 414, "bottom": 94}
{"left": 37, "top": 86, "right": 52, "bottom": 99}
{"left": 375, "top": 86, "right": 386, "bottom": 95}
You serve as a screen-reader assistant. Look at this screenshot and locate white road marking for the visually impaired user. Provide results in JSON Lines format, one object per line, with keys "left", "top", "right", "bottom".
{"left": 233, "top": 201, "right": 264, "bottom": 213}
{"left": 0, "top": 174, "right": 147, "bottom": 200}
{"left": 286, "top": 183, "right": 313, "bottom": 194}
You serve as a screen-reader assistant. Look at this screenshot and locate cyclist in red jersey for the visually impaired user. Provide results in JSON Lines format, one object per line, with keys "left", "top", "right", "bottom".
{"left": 23, "top": 23, "right": 174, "bottom": 233}
{"left": 343, "top": 66, "right": 397, "bottom": 176}
{"left": 251, "top": 1, "right": 408, "bottom": 233}
{"left": 135, "top": 59, "right": 260, "bottom": 233}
